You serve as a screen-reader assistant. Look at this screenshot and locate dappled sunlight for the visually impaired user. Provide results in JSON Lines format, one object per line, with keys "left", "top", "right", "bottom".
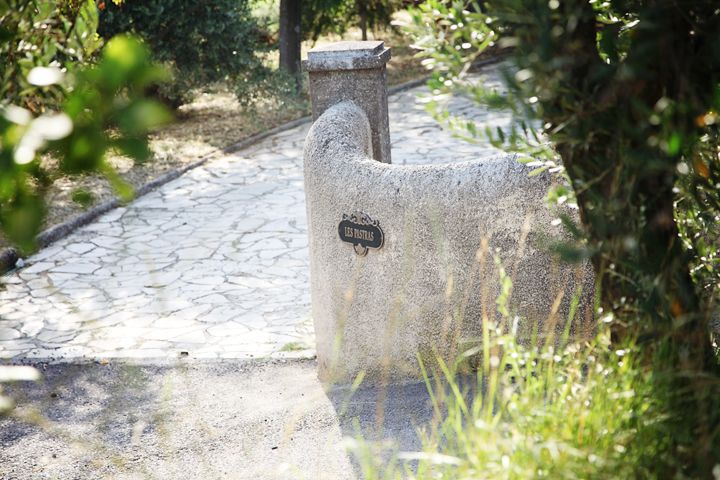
{"left": 156, "top": 87, "right": 309, "bottom": 152}
{"left": 0, "top": 361, "right": 363, "bottom": 477}
{"left": 1, "top": 0, "right": 718, "bottom": 475}
{"left": 1, "top": 62, "right": 529, "bottom": 366}
{"left": 0, "top": 125, "right": 314, "bottom": 361}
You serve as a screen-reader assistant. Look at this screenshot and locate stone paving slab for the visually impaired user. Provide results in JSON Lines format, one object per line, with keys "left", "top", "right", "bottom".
{"left": 0, "top": 64, "right": 510, "bottom": 362}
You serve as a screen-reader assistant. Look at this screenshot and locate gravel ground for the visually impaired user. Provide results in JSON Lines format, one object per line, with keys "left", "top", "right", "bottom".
{"left": 0, "top": 359, "right": 447, "bottom": 479}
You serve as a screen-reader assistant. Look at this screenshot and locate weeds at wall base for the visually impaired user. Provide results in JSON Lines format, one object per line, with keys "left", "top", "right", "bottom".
{"left": 344, "top": 286, "right": 720, "bottom": 479}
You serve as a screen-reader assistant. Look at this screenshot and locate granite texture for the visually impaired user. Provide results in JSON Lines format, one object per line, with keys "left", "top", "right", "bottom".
{"left": 305, "top": 41, "right": 391, "bottom": 164}
{"left": 304, "top": 40, "right": 390, "bottom": 71}
{"left": 303, "top": 101, "right": 594, "bottom": 383}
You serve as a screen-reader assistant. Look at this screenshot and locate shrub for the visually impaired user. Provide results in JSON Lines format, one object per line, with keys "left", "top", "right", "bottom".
{"left": 408, "top": 0, "right": 720, "bottom": 352}
{"left": 405, "top": 0, "right": 720, "bottom": 473}
{"left": 97, "top": 0, "right": 273, "bottom": 108}
{"left": 0, "top": 0, "right": 103, "bottom": 113}
{"left": 0, "top": 35, "right": 171, "bottom": 252}
{"left": 302, "top": 0, "right": 404, "bottom": 43}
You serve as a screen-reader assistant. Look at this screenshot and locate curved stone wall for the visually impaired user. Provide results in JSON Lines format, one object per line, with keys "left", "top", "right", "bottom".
{"left": 304, "top": 101, "right": 593, "bottom": 382}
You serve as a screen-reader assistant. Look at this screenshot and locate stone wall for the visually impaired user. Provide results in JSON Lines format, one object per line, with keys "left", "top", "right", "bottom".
{"left": 303, "top": 101, "right": 594, "bottom": 383}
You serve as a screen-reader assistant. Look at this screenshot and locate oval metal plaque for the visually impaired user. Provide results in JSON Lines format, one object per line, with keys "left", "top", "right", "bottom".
{"left": 338, "top": 212, "right": 384, "bottom": 256}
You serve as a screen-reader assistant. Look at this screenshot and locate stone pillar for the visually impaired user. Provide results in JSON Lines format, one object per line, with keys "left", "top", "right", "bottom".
{"left": 304, "top": 41, "right": 392, "bottom": 164}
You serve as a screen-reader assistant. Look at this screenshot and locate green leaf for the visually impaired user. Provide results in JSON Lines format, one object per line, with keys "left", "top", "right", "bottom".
{"left": 101, "top": 162, "right": 134, "bottom": 203}
{"left": 528, "top": 166, "right": 549, "bottom": 177}
{"left": 598, "top": 24, "right": 620, "bottom": 63}
{"left": 116, "top": 100, "right": 172, "bottom": 135}
{"left": 114, "top": 137, "right": 152, "bottom": 163}
{"left": 103, "top": 35, "right": 150, "bottom": 75}
{"left": 0, "top": 192, "right": 44, "bottom": 254}
{"left": 71, "top": 188, "right": 94, "bottom": 207}
{"left": 666, "top": 132, "right": 682, "bottom": 156}
{"left": 72, "top": 0, "right": 103, "bottom": 57}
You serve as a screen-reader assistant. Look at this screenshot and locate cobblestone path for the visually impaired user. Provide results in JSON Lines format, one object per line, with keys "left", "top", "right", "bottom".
{"left": 0, "top": 65, "right": 510, "bottom": 361}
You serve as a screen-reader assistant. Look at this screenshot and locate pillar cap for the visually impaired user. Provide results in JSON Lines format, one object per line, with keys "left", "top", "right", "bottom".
{"left": 304, "top": 41, "right": 391, "bottom": 72}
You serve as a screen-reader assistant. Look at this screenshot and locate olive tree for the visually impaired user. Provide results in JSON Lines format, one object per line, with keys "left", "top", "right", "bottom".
{"left": 408, "top": 0, "right": 720, "bottom": 473}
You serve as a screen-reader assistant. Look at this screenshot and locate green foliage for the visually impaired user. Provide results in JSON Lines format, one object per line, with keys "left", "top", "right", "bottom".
{"left": 71, "top": 188, "right": 94, "bottom": 206}
{"left": 676, "top": 132, "right": 720, "bottom": 314}
{"left": 409, "top": 1, "right": 720, "bottom": 338}
{"left": 355, "top": 327, "right": 720, "bottom": 478}
{"left": 407, "top": 0, "right": 720, "bottom": 474}
{"left": 97, "top": 0, "right": 272, "bottom": 108}
{"left": 302, "top": 0, "right": 353, "bottom": 42}
{"left": 280, "top": 341, "right": 307, "bottom": 352}
{"left": 0, "top": 0, "right": 103, "bottom": 113}
{"left": 253, "top": 0, "right": 404, "bottom": 44}
{"left": 302, "top": 0, "right": 404, "bottom": 42}
{"left": 351, "top": 267, "right": 720, "bottom": 478}
{"left": 0, "top": 35, "right": 171, "bottom": 253}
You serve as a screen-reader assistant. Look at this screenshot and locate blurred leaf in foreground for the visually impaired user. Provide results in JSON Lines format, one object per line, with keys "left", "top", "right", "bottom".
{"left": 0, "top": 34, "right": 171, "bottom": 253}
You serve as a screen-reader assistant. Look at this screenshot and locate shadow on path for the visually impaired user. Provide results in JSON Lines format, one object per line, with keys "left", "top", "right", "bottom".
{"left": 0, "top": 360, "right": 479, "bottom": 479}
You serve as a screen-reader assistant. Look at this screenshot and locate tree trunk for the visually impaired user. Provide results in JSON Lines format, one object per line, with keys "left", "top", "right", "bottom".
{"left": 538, "top": 0, "right": 714, "bottom": 367}
{"left": 358, "top": 0, "right": 368, "bottom": 41}
{"left": 279, "top": 0, "right": 302, "bottom": 91}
